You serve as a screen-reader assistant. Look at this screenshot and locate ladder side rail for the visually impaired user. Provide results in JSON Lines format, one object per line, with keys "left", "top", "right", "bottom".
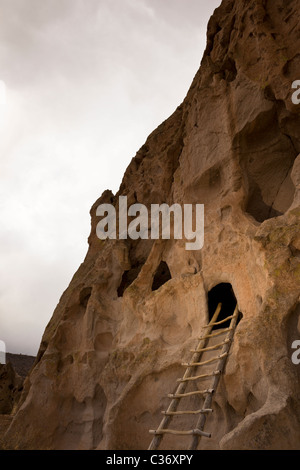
{"left": 148, "top": 303, "right": 222, "bottom": 450}
{"left": 189, "top": 304, "right": 239, "bottom": 450}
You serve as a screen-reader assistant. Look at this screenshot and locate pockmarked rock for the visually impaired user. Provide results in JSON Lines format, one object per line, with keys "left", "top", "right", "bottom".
{"left": 3, "top": 0, "right": 300, "bottom": 450}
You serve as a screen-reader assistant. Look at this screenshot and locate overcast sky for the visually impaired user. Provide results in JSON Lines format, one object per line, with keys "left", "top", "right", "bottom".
{"left": 0, "top": 0, "right": 221, "bottom": 356}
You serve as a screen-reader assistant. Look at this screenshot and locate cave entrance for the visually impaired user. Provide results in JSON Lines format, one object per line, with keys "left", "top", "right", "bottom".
{"left": 208, "top": 283, "right": 240, "bottom": 329}
{"left": 117, "top": 266, "right": 142, "bottom": 297}
{"left": 152, "top": 261, "right": 172, "bottom": 291}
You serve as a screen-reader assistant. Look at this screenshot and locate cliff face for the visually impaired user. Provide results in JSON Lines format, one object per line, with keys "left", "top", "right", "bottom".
{"left": 3, "top": 0, "right": 300, "bottom": 450}
{"left": 0, "top": 362, "right": 23, "bottom": 415}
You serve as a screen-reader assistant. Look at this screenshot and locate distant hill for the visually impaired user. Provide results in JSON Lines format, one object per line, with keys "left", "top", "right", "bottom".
{"left": 6, "top": 353, "right": 36, "bottom": 379}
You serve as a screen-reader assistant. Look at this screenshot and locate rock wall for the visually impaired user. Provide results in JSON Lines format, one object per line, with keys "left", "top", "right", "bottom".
{"left": 3, "top": 0, "right": 300, "bottom": 450}
{"left": 0, "top": 362, "right": 23, "bottom": 416}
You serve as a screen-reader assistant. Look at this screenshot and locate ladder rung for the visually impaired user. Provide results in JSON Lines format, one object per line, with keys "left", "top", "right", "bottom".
{"left": 148, "top": 305, "right": 239, "bottom": 451}
{"left": 149, "top": 429, "right": 211, "bottom": 438}
{"left": 190, "top": 339, "right": 230, "bottom": 353}
{"left": 162, "top": 408, "right": 213, "bottom": 416}
{"left": 177, "top": 370, "right": 221, "bottom": 383}
{"left": 203, "top": 314, "right": 234, "bottom": 327}
{"left": 182, "top": 352, "right": 228, "bottom": 367}
{"left": 167, "top": 388, "right": 214, "bottom": 399}
{"left": 198, "top": 327, "right": 233, "bottom": 340}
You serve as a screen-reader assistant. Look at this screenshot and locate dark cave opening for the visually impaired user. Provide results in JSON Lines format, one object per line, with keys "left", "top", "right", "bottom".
{"left": 238, "top": 106, "right": 297, "bottom": 224}
{"left": 117, "top": 266, "right": 142, "bottom": 297}
{"left": 208, "top": 283, "right": 241, "bottom": 329}
{"left": 117, "top": 239, "right": 155, "bottom": 298}
{"left": 79, "top": 287, "right": 92, "bottom": 308}
{"left": 152, "top": 261, "right": 172, "bottom": 291}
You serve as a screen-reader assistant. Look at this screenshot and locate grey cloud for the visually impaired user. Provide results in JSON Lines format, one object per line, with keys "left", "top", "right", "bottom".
{"left": 0, "top": 1, "right": 221, "bottom": 355}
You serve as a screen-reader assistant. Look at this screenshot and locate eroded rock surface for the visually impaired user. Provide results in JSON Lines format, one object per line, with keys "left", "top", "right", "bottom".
{"left": 0, "top": 362, "right": 23, "bottom": 416}
{"left": 3, "top": 0, "right": 300, "bottom": 450}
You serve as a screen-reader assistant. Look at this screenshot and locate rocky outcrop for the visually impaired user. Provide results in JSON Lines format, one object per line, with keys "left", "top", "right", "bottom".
{"left": 3, "top": 0, "right": 300, "bottom": 450}
{"left": 0, "top": 362, "right": 23, "bottom": 415}
{"left": 6, "top": 353, "right": 36, "bottom": 379}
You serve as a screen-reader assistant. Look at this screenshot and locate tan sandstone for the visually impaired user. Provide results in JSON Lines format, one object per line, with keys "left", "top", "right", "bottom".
{"left": 2, "top": 0, "right": 300, "bottom": 450}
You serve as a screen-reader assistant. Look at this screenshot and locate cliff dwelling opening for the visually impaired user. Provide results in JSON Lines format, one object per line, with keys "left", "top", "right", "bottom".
{"left": 245, "top": 167, "right": 295, "bottom": 223}
{"left": 117, "top": 265, "right": 142, "bottom": 297}
{"left": 152, "top": 261, "right": 172, "bottom": 291}
{"left": 208, "top": 283, "right": 240, "bottom": 329}
{"left": 118, "top": 239, "right": 154, "bottom": 297}
{"left": 79, "top": 287, "right": 92, "bottom": 308}
{"left": 238, "top": 107, "right": 297, "bottom": 223}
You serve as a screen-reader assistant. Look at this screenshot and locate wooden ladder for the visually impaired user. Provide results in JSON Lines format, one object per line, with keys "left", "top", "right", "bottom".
{"left": 148, "top": 302, "right": 239, "bottom": 450}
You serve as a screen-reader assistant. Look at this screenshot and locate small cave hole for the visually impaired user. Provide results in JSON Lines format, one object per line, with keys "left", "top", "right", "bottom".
{"left": 152, "top": 261, "right": 172, "bottom": 292}
{"left": 246, "top": 182, "right": 284, "bottom": 223}
{"left": 208, "top": 283, "right": 242, "bottom": 329}
{"left": 79, "top": 287, "right": 92, "bottom": 307}
{"left": 117, "top": 266, "right": 142, "bottom": 297}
